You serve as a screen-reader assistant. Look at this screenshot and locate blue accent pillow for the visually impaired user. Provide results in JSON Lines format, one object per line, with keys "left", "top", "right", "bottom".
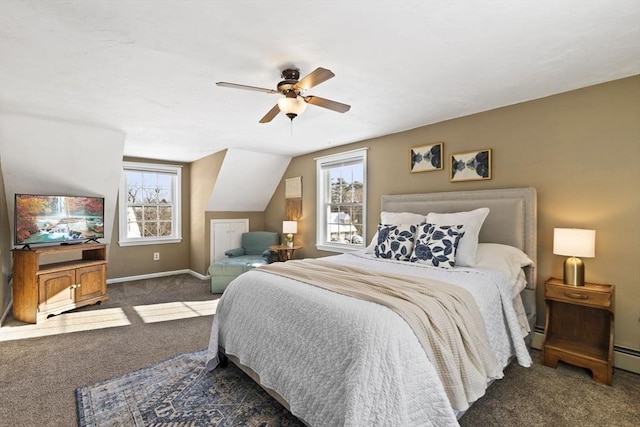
{"left": 374, "top": 223, "right": 419, "bottom": 261}
{"left": 410, "top": 223, "right": 466, "bottom": 268}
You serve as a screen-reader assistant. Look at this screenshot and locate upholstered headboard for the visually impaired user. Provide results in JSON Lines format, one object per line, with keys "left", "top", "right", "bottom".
{"left": 381, "top": 187, "right": 537, "bottom": 337}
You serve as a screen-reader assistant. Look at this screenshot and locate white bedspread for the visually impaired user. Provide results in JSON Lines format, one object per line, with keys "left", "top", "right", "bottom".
{"left": 206, "top": 253, "right": 532, "bottom": 426}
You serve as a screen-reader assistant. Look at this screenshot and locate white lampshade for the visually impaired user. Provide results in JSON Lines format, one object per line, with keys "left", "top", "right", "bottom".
{"left": 277, "top": 96, "right": 307, "bottom": 116}
{"left": 283, "top": 221, "right": 298, "bottom": 235}
{"left": 553, "top": 228, "right": 596, "bottom": 258}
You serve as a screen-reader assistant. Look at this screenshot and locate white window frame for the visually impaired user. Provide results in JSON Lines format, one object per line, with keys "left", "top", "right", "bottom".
{"left": 118, "top": 161, "right": 182, "bottom": 247}
{"left": 316, "top": 148, "right": 367, "bottom": 253}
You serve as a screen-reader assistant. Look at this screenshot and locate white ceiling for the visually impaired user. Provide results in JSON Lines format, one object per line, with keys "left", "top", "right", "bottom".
{"left": 1, "top": 0, "right": 639, "bottom": 163}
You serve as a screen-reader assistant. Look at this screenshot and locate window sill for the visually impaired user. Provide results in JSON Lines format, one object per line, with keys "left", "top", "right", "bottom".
{"left": 118, "top": 238, "right": 182, "bottom": 247}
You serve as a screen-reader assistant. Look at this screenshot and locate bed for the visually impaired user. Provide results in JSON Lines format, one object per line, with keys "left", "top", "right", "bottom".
{"left": 206, "top": 187, "right": 537, "bottom": 426}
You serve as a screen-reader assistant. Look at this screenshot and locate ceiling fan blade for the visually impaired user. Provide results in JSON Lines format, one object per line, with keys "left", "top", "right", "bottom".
{"left": 259, "top": 104, "right": 280, "bottom": 123}
{"left": 294, "top": 67, "right": 335, "bottom": 91}
{"left": 304, "top": 96, "right": 351, "bottom": 113}
{"left": 216, "top": 82, "right": 277, "bottom": 94}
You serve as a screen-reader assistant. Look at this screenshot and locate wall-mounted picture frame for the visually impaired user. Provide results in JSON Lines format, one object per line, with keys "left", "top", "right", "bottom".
{"left": 450, "top": 149, "right": 492, "bottom": 182}
{"left": 410, "top": 142, "right": 443, "bottom": 173}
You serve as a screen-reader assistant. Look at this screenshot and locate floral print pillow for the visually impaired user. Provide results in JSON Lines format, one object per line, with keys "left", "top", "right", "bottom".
{"left": 410, "top": 223, "right": 466, "bottom": 268}
{"left": 374, "top": 223, "right": 419, "bottom": 261}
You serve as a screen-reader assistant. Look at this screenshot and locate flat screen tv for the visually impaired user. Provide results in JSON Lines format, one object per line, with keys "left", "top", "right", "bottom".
{"left": 14, "top": 194, "right": 105, "bottom": 247}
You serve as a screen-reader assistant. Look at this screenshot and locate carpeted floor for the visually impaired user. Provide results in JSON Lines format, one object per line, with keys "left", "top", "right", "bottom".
{"left": 459, "top": 350, "right": 640, "bottom": 426}
{"left": 76, "top": 349, "right": 303, "bottom": 426}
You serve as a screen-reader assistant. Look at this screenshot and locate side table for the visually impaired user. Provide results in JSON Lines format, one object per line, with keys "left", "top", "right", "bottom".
{"left": 542, "top": 277, "right": 615, "bottom": 385}
{"left": 270, "top": 244, "right": 302, "bottom": 262}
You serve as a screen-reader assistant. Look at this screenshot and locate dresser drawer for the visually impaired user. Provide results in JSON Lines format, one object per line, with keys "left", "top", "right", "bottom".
{"left": 545, "top": 282, "right": 612, "bottom": 309}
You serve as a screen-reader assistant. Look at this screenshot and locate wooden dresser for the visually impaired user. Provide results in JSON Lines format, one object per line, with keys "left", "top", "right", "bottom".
{"left": 542, "top": 277, "right": 614, "bottom": 385}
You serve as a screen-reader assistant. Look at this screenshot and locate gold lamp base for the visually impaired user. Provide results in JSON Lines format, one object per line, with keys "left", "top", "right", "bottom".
{"left": 563, "top": 256, "right": 585, "bottom": 286}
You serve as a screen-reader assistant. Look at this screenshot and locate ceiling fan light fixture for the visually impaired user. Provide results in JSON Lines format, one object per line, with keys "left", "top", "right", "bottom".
{"left": 277, "top": 96, "right": 307, "bottom": 121}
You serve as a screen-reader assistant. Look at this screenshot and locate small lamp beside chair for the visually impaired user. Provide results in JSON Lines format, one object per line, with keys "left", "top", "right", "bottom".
{"left": 283, "top": 221, "right": 298, "bottom": 248}
{"left": 553, "top": 228, "right": 596, "bottom": 286}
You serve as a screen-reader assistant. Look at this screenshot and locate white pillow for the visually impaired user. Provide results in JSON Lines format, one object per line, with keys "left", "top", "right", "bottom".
{"left": 380, "top": 211, "right": 426, "bottom": 224}
{"left": 426, "top": 208, "right": 489, "bottom": 267}
{"left": 475, "top": 243, "right": 534, "bottom": 285}
{"left": 365, "top": 236, "right": 378, "bottom": 254}
{"left": 365, "top": 211, "right": 427, "bottom": 254}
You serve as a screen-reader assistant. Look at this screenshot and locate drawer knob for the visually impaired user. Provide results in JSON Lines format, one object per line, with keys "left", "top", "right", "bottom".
{"left": 565, "top": 292, "right": 588, "bottom": 300}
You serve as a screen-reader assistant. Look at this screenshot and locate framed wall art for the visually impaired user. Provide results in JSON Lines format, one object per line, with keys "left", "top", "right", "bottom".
{"left": 450, "top": 149, "right": 492, "bottom": 182}
{"left": 410, "top": 142, "right": 443, "bottom": 173}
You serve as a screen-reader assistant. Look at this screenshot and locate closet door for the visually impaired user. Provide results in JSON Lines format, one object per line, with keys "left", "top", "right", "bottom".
{"left": 211, "top": 219, "right": 249, "bottom": 263}
{"left": 228, "top": 221, "right": 248, "bottom": 245}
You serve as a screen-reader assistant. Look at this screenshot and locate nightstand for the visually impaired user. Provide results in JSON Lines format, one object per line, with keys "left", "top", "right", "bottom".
{"left": 269, "top": 244, "right": 302, "bottom": 262}
{"left": 542, "top": 277, "right": 615, "bottom": 385}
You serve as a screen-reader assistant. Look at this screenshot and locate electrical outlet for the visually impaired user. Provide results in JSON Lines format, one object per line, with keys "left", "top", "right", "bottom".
{"left": 153, "top": 252, "right": 160, "bottom": 261}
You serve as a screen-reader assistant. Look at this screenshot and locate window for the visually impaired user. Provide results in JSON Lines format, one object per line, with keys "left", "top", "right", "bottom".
{"left": 316, "top": 148, "right": 367, "bottom": 252}
{"left": 119, "top": 162, "right": 182, "bottom": 246}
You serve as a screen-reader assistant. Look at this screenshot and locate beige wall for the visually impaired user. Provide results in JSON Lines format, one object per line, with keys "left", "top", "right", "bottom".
{"left": 107, "top": 157, "right": 191, "bottom": 279}
{"left": 190, "top": 150, "right": 225, "bottom": 275}
{"left": 0, "top": 155, "right": 11, "bottom": 318}
{"left": 265, "top": 76, "right": 640, "bottom": 352}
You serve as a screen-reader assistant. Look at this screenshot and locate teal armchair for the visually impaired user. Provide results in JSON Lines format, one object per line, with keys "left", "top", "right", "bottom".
{"left": 208, "top": 231, "right": 279, "bottom": 293}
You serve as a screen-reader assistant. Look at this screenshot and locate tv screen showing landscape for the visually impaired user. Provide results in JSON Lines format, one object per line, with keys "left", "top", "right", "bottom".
{"left": 14, "top": 194, "right": 105, "bottom": 246}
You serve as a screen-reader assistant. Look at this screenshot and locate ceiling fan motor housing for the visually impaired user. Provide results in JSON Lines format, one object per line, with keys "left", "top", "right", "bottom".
{"left": 281, "top": 69, "right": 300, "bottom": 80}
{"left": 277, "top": 69, "right": 301, "bottom": 95}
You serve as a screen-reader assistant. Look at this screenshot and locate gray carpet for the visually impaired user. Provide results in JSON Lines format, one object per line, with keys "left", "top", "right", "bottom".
{"left": 76, "top": 349, "right": 302, "bottom": 426}
{"left": 459, "top": 350, "right": 640, "bottom": 426}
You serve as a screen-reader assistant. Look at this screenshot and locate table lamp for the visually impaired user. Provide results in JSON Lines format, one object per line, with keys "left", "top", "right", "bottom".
{"left": 553, "top": 228, "right": 596, "bottom": 286}
{"left": 283, "top": 221, "right": 297, "bottom": 247}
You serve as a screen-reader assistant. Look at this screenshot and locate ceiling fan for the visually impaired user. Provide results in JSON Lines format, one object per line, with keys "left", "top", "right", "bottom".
{"left": 216, "top": 67, "right": 351, "bottom": 123}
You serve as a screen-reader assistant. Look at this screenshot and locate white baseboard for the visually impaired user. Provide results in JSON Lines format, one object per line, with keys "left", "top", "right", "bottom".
{"left": 531, "top": 331, "right": 640, "bottom": 374}
{"left": 189, "top": 270, "right": 210, "bottom": 280}
{"left": 107, "top": 269, "right": 209, "bottom": 284}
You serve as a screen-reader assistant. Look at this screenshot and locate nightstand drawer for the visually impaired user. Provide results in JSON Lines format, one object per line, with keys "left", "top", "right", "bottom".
{"left": 545, "top": 282, "right": 611, "bottom": 309}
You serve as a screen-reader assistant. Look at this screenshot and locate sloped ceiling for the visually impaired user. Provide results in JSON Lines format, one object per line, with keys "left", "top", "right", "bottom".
{"left": 207, "top": 149, "right": 290, "bottom": 211}
{"left": 0, "top": 113, "right": 125, "bottom": 244}
{"left": 0, "top": 1, "right": 638, "bottom": 163}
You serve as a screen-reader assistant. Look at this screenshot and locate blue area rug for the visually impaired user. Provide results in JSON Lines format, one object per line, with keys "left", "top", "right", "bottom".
{"left": 76, "top": 349, "right": 304, "bottom": 426}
